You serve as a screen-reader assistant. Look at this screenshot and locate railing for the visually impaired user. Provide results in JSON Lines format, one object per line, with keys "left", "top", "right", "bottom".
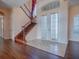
{"left": 20, "top": 0, "right": 37, "bottom": 21}
{"left": 20, "top": 6, "right": 31, "bottom": 19}
{"left": 17, "top": 0, "right": 37, "bottom": 41}
{"left": 20, "top": 3, "right": 32, "bottom": 41}
{"left": 24, "top": 4, "right": 31, "bottom": 14}
{"left": 20, "top": 0, "right": 37, "bottom": 26}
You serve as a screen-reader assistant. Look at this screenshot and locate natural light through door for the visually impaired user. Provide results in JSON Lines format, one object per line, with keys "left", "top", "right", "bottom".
{"left": 51, "top": 13, "right": 58, "bottom": 40}
{"left": 38, "top": 13, "right": 59, "bottom": 40}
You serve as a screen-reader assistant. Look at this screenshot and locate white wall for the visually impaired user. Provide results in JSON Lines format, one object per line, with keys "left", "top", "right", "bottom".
{"left": 11, "top": 7, "right": 31, "bottom": 41}
{"left": 69, "top": 4, "right": 79, "bottom": 41}
{"left": 58, "top": 0, "right": 68, "bottom": 44}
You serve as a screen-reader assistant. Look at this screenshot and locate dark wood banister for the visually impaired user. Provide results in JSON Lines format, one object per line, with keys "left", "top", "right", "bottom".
{"left": 20, "top": 6, "right": 31, "bottom": 20}
{"left": 20, "top": 0, "right": 37, "bottom": 27}
{"left": 15, "top": 0, "right": 37, "bottom": 44}
{"left": 22, "top": 21, "right": 31, "bottom": 28}
{"left": 24, "top": 4, "right": 31, "bottom": 14}
{"left": 19, "top": 6, "right": 32, "bottom": 42}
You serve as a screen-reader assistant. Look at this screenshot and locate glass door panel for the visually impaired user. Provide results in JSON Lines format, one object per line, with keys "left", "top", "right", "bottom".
{"left": 72, "top": 15, "right": 79, "bottom": 39}
{"left": 37, "top": 13, "right": 58, "bottom": 40}
{"left": 39, "top": 16, "right": 48, "bottom": 40}
{"left": 51, "top": 13, "right": 58, "bottom": 40}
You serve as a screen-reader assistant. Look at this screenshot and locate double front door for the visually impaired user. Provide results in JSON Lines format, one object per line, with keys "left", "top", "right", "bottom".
{"left": 38, "top": 13, "right": 58, "bottom": 40}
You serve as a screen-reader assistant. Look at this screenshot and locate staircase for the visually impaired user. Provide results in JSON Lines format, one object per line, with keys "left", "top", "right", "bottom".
{"left": 15, "top": 0, "right": 37, "bottom": 44}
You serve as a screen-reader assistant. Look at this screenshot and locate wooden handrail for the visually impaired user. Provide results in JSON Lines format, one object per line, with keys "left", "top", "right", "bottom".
{"left": 20, "top": 6, "right": 31, "bottom": 19}
{"left": 24, "top": 4, "right": 31, "bottom": 14}
{"left": 22, "top": 21, "right": 31, "bottom": 28}
{"left": 15, "top": 0, "right": 37, "bottom": 44}
{"left": 0, "top": 11, "right": 4, "bottom": 15}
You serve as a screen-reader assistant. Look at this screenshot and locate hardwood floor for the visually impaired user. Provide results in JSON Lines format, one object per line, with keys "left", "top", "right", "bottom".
{"left": 0, "top": 39, "right": 79, "bottom": 59}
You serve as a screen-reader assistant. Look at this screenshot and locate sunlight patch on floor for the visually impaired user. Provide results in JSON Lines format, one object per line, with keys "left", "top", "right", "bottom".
{"left": 26, "top": 40, "right": 67, "bottom": 57}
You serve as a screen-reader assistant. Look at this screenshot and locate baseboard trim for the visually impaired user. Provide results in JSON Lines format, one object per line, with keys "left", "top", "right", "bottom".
{"left": 15, "top": 39, "right": 26, "bottom": 45}
{"left": 69, "top": 39, "right": 79, "bottom": 42}
{"left": 3, "top": 37, "right": 11, "bottom": 40}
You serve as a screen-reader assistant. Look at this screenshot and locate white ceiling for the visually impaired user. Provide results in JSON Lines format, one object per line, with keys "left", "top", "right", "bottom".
{"left": 0, "top": 0, "right": 28, "bottom": 8}
{"left": 0, "top": 0, "right": 79, "bottom": 8}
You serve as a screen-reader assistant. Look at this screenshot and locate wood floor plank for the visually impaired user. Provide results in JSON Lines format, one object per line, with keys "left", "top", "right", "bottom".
{"left": 0, "top": 40, "right": 79, "bottom": 59}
